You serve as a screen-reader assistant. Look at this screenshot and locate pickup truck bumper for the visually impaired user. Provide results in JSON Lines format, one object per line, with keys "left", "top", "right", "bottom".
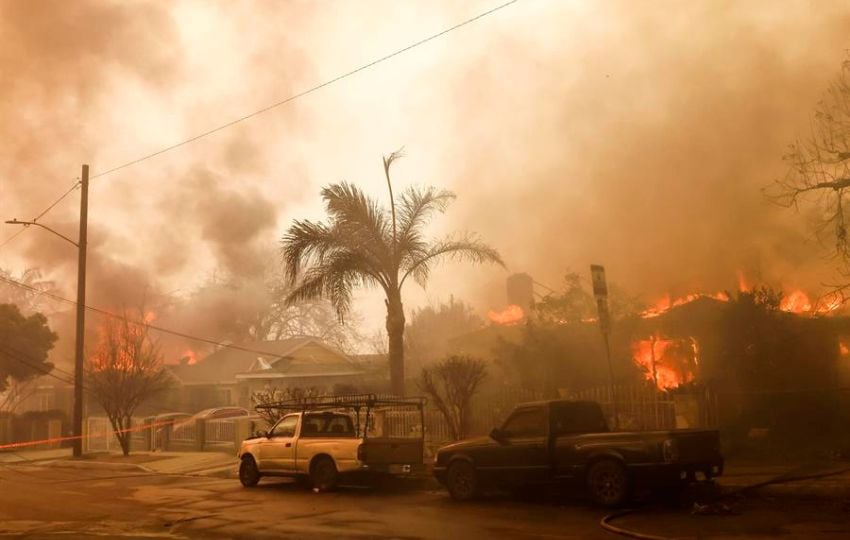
{"left": 356, "top": 463, "right": 427, "bottom": 476}
{"left": 629, "top": 458, "right": 724, "bottom": 486}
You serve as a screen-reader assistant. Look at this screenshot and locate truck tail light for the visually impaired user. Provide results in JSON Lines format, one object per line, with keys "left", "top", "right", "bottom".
{"left": 662, "top": 438, "right": 679, "bottom": 462}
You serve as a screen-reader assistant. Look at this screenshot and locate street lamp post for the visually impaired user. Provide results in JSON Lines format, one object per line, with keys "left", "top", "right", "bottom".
{"left": 5, "top": 164, "right": 89, "bottom": 457}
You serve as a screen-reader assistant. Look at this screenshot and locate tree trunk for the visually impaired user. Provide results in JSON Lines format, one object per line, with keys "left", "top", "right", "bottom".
{"left": 109, "top": 415, "right": 131, "bottom": 456}
{"left": 386, "top": 292, "right": 406, "bottom": 396}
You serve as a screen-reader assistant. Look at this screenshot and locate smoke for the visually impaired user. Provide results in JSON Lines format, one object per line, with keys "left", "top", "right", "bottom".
{"left": 434, "top": 1, "right": 850, "bottom": 307}
{"left": 0, "top": 1, "right": 309, "bottom": 364}
{"left": 3, "top": 0, "right": 850, "bottom": 361}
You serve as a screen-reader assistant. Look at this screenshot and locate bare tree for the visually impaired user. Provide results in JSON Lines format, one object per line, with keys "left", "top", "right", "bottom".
{"left": 86, "top": 310, "right": 171, "bottom": 456}
{"left": 0, "top": 268, "right": 57, "bottom": 315}
{"left": 251, "top": 385, "right": 320, "bottom": 426}
{"left": 418, "top": 355, "right": 487, "bottom": 440}
{"left": 767, "top": 57, "right": 850, "bottom": 299}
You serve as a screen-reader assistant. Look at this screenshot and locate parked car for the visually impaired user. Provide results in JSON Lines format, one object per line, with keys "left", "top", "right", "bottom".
{"left": 433, "top": 400, "right": 723, "bottom": 506}
{"left": 237, "top": 395, "right": 425, "bottom": 491}
{"left": 190, "top": 407, "right": 249, "bottom": 420}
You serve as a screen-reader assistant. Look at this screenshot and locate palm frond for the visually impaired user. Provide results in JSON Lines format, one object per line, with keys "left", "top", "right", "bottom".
{"left": 382, "top": 147, "right": 405, "bottom": 176}
{"left": 281, "top": 220, "right": 341, "bottom": 284}
{"left": 397, "top": 186, "right": 456, "bottom": 246}
{"left": 400, "top": 234, "right": 505, "bottom": 288}
{"left": 285, "top": 250, "right": 388, "bottom": 320}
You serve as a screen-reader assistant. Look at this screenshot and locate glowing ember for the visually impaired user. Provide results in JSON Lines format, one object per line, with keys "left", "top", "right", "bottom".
{"left": 488, "top": 304, "right": 524, "bottom": 325}
{"left": 840, "top": 341, "right": 849, "bottom": 358}
{"left": 144, "top": 310, "right": 157, "bottom": 323}
{"left": 631, "top": 334, "right": 698, "bottom": 390}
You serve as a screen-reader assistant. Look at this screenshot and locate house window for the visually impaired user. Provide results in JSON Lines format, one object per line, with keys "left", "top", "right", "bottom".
{"left": 219, "top": 388, "right": 233, "bottom": 405}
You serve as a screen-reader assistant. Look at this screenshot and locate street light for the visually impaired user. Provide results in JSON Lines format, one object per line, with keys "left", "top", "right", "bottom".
{"left": 5, "top": 164, "right": 89, "bottom": 457}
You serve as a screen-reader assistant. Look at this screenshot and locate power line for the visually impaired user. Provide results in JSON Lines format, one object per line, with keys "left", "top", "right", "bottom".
{"left": 0, "top": 274, "right": 286, "bottom": 360}
{"left": 0, "top": 228, "right": 25, "bottom": 250}
{"left": 89, "top": 0, "right": 519, "bottom": 180}
{"left": 1, "top": 1, "right": 519, "bottom": 249}
{"left": 0, "top": 343, "right": 77, "bottom": 387}
{"left": 0, "top": 180, "right": 80, "bottom": 252}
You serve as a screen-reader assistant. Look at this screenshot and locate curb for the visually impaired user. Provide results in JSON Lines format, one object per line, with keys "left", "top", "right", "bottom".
{"left": 43, "top": 459, "right": 153, "bottom": 473}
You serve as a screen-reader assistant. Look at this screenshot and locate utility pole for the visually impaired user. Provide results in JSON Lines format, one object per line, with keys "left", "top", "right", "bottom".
{"left": 72, "top": 165, "right": 89, "bottom": 457}
{"left": 590, "top": 264, "right": 619, "bottom": 430}
{"left": 4, "top": 164, "right": 90, "bottom": 456}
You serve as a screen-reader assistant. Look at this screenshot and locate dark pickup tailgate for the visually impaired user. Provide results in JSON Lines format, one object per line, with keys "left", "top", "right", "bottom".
{"left": 361, "top": 437, "right": 423, "bottom": 470}
{"left": 671, "top": 429, "right": 721, "bottom": 463}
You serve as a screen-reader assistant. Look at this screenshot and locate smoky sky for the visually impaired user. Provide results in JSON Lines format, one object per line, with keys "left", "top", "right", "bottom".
{"left": 2, "top": 0, "right": 850, "bottom": 362}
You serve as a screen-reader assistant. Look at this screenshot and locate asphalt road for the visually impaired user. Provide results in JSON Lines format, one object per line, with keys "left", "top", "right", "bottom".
{"left": 0, "top": 464, "right": 610, "bottom": 539}
{"left": 1, "top": 463, "right": 848, "bottom": 539}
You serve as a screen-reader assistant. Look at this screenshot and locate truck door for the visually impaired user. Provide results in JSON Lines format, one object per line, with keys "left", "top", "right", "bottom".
{"left": 551, "top": 402, "right": 610, "bottom": 477}
{"left": 258, "top": 414, "right": 298, "bottom": 471}
{"left": 494, "top": 406, "right": 550, "bottom": 484}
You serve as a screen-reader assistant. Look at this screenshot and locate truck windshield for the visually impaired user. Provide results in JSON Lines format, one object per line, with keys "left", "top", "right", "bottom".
{"left": 301, "top": 413, "right": 356, "bottom": 437}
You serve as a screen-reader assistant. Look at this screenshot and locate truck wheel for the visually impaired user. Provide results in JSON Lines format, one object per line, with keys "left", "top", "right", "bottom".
{"left": 446, "top": 461, "right": 479, "bottom": 501}
{"left": 586, "top": 459, "right": 630, "bottom": 507}
{"left": 239, "top": 456, "right": 260, "bottom": 488}
{"left": 310, "top": 456, "right": 339, "bottom": 492}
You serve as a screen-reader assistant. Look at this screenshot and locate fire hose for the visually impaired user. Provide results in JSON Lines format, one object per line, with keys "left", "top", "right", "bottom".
{"left": 599, "top": 465, "right": 850, "bottom": 539}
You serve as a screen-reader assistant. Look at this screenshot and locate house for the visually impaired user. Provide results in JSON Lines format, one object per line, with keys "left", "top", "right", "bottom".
{"left": 165, "top": 337, "right": 365, "bottom": 413}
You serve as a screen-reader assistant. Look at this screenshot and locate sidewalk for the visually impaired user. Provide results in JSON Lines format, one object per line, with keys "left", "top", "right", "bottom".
{"left": 0, "top": 447, "right": 72, "bottom": 463}
{"left": 717, "top": 460, "right": 850, "bottom": 499}
{"left": 32, "top": 450, "right": 237, "bottom": 476}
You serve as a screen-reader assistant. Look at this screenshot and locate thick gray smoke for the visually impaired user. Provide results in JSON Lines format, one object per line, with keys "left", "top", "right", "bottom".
{"left": 3, "top": 1, "right": 850, "bottom": 365}
{"left": 434, "top": 1, "right": 850, "bottom": 307}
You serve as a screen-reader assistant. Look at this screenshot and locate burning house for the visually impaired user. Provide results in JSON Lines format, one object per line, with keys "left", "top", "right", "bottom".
{"left": 454, "top": 285, "right": 850, "bottom": 453}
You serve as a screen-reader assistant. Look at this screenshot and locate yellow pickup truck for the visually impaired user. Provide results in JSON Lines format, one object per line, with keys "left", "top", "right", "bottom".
{"left": 237, "top": 395, "right": 425, "bottom": 491}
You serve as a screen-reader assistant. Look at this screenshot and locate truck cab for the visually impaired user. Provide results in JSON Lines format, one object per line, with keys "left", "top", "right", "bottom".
{"left": 238, "top": 395, "right": 425, "bottom": 491}
{"left": 434, "top": 400, "right": 723, "bottom": 506}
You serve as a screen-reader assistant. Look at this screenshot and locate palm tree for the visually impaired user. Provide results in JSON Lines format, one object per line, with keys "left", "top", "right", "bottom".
{"left": 282, "top": 151, "right": 504, "bottom": 395}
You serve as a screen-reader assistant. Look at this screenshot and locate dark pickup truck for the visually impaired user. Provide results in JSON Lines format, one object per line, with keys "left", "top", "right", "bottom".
{"left": 433, "top": 400, "right": 723, "bottom": 506}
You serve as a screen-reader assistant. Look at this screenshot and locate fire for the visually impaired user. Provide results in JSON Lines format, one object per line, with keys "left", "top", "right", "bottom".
{"left": 144, "top": 310, "right": 156, "bottom": 323}
{"left": 737, "top": 270, "right": 749, "bottom": 292}
{"left": 488, "top": 304, "right": 524, "bottom": 325}
{"left": 631, "top": 334, "right": 698, "bottom": 390}
{"left": 640, "top": 292, "right": 729, "bottom": 318}
{"left": 182, "top": 349, "right": 199, "bottom": 365}
{"left": 780, "top": 290, "right": 812, "bottom": 313}
{"left": 840, "top": 341, "right": 849, "bottom": 358}
{"left": 780, "top": 289, "right": 841, "bottom": 314}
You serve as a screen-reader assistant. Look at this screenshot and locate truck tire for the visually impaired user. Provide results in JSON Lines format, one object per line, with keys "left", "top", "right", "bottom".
{"left": 239, "top": 456, "right": 260, "bottom": 488}
{"left": 586, "top": 459, "right": 630, "bottom": 507}
{"left": 446, "top": 461, "right": 479, "bottom": 501}
{"left": 310, "top": 456, "right": 339, "bottom": 492}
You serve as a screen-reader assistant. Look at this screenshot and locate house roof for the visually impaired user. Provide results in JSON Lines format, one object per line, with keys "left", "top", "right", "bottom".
{"left": 167, "top": 337, "right": 362, "bottom": 385}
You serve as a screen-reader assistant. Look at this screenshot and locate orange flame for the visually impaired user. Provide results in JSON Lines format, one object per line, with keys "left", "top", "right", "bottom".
{"left": 779, "top": 290, "right": 812, "bottom": 313}
{"left": 488, "top": 304, "right": 524, "bottom": 325}
{"left": 183, "top": 349, "right": 199, "bottom": 365}
{"left": 631, "top": 334, "right": 698, "bottom": 390}
{"left": 640, "top": 292, "right": 729, "bottom": 318}
{"left": 737, "top": 270, "right": 749, "bottom": 292}
{"left": 840, "top": 341, "right": 849, "bottom": 358}
{"left": 779, "top": 290, "right": 841, "bottom": 315}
